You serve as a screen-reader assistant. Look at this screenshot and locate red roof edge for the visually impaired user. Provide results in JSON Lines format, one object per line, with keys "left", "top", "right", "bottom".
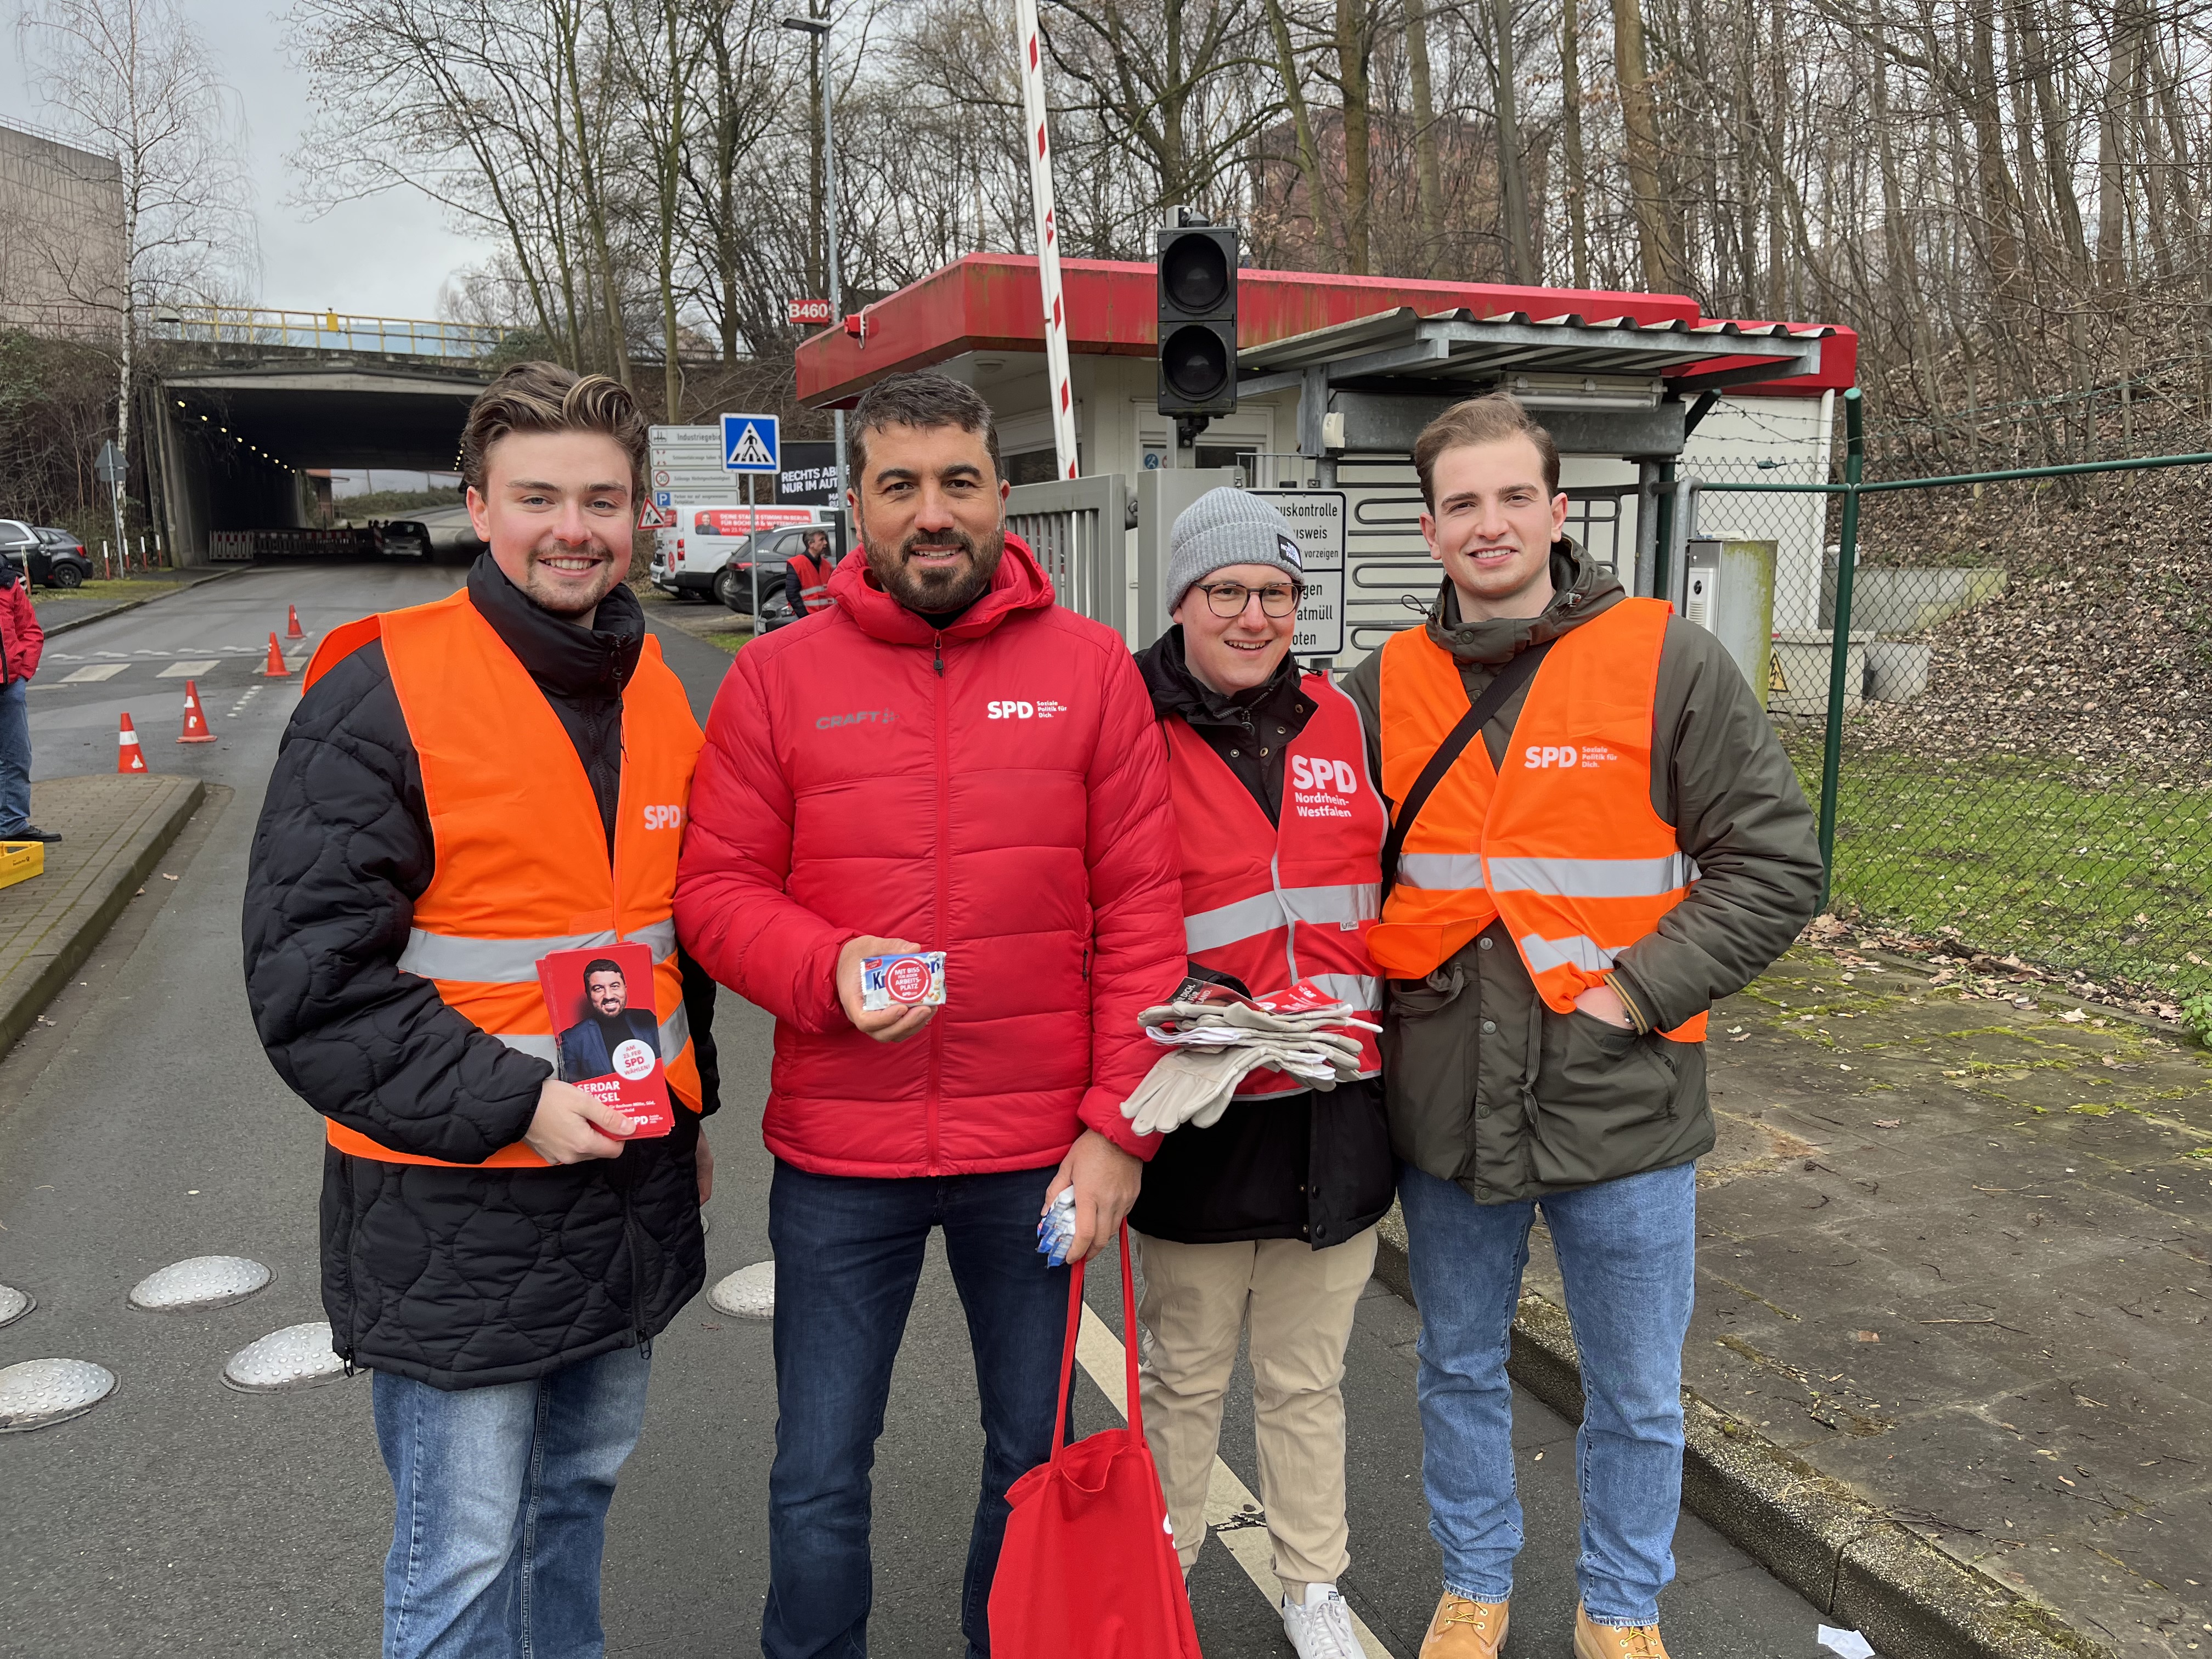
{"left": 795, "top": 252, "right": 1854, "bottom": 405}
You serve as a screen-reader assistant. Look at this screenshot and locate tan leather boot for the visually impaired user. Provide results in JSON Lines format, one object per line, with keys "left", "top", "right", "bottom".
{"left": 1573, "top": 1603, "right": 1671, "bottom": 1659}
{"left": 1418, "top": 1593, "right": 1509, "bottom": 1658}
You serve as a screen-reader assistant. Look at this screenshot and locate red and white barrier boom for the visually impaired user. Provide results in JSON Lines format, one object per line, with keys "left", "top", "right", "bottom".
{"left": 1013, "top": 0, "right": 1080, "bottom": 481}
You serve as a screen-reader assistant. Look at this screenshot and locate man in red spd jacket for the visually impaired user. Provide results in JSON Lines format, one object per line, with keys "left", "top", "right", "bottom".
{"left": 675, "top": 371, "right": 1184, "bottom": 1658}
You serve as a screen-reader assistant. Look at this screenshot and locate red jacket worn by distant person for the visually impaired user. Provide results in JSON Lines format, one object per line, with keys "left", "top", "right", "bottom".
{"left": 0, "top": 570, "right": 43, "bottom": 682}
{"left": 675, "top": 534, "right": 1186, "bottom": 1178}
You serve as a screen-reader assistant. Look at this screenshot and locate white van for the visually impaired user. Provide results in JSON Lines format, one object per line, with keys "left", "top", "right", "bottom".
{"left": 649, "top": 504, "right": 828, "bottom": 606}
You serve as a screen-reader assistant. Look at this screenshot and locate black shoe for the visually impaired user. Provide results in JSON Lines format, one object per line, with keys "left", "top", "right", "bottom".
{"left": 8, "top": 826, "right": 63, "bottom": 843}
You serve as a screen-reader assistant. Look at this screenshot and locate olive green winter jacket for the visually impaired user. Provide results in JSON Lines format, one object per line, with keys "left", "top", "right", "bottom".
{"left": 1341, "top": 544, "right": 1821, "bottom": 1204}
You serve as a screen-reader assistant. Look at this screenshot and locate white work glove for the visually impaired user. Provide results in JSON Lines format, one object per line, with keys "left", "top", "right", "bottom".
{"left": 1139, "top": 998, "right": 1379, "bottom": 1040}
{"left": 1121, "top": 1045, "right": 1268, "bottom": 1135}
{"left": 1121, "top": 1029, "right": 1371, "bottom": 1135}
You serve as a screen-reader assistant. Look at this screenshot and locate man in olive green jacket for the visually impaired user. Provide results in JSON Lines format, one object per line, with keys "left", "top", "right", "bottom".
{"left": 1341, "top": 394, "right": 1821, "bottom": 1659}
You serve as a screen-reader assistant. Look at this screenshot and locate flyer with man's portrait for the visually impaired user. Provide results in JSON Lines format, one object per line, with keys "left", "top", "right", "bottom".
{"left": 538, "top": 942, "right": 674, "bottom": 1137}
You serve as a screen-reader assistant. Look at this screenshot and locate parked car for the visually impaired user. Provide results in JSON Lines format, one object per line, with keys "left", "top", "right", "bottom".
{"left": 0, "top": 521, "right": 102, "bottom": 588}
{"left": 0, "top": 520, "right": 38, "bottom": 575}
{"left": 29, "top": 528, "right": 93, "bottom": 588}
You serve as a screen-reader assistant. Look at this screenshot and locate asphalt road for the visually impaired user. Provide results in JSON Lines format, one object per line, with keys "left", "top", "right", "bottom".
{"left": 0, "top": 559, "right": 1831, "bottom": 1657}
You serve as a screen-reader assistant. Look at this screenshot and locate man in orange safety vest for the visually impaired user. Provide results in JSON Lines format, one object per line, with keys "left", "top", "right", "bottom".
{"left": 1342, "top": 392, "right": 1822, "bottom": 1659}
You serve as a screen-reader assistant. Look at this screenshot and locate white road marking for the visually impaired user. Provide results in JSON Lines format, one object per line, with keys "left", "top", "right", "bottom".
{"left": 62, "top": 664, "right": 128, "bottom": 682}
{"left": 226, "top": 685, "right": 263, "bottom": 718}
{"left": 156, "top": 659, "right": 220, "bottom": 678}
{"left": 1075, "top": 1304, "right": 1398, "bottom": 1657}
{"left": 51, "top": 647, "right": 262, "bottom": 662}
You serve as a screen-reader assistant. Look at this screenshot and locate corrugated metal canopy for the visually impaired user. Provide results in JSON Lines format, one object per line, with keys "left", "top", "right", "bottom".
{"left": 1237, "top": 307, "right": 1830, "bottom": 393}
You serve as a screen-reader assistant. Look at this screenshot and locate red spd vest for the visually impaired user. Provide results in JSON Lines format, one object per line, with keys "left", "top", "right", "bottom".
{"left": 1163, "top": 674, "right": 1385, "bottom": 1098}
{"left": 303, "top": 589, "right": 706, "bottom": 1165}
{"left": 1370, "top": 598, "right": 1706, "bottom": 1042}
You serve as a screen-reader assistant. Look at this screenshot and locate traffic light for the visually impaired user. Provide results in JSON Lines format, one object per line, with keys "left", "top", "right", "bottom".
{"left": 1157, "top": 213, "right": 1239, "bottom": 423}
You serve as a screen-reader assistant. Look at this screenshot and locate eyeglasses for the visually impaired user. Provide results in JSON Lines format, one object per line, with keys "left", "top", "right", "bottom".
{"left": 1195, "top": 579, "right": 1304, "bottom": 618}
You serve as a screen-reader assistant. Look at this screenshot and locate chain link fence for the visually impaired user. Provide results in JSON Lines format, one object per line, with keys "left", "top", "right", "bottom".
{"left": 1682, "top": 391, "right": 2212, "bottom": 1015}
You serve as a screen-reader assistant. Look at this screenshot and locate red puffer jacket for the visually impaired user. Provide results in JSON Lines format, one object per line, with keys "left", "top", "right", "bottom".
{"left": 0, "top": 568, "right": 43, "bottom": 682}
{"left": 675, "top": 534, "right": 1184, "bottom": 1178}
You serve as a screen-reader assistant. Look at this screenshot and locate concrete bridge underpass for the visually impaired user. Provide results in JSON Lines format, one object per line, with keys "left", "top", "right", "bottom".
{"left": 146, "top": 309, "right": 505, "bottom": 566}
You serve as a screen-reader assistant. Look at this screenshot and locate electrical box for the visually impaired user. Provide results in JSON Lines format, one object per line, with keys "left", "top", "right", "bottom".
{"left": 1683, "top": 537, "right": 1776, "bottom": 708}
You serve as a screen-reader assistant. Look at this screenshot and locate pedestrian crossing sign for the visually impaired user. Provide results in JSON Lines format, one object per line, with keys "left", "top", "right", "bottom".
{"left": 721, "top": 413, "right": 780, "bottom": 473}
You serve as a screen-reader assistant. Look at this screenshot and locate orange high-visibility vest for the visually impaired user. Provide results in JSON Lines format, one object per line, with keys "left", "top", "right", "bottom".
{"left": 302, "top": 589, "right": 706, "bottom": 1166}
{"left": 1369, "top": 599, "right": 1707, "bottom": 1042}
{"left": 1163, "top": 674, "right": 1386, "bottom": 1097}
{"left": 787, "top": 550, "right": 834, "bottom": 614}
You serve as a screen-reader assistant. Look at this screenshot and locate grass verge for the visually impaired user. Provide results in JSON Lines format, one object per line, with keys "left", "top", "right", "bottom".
{"left": 1787, "top": 740, "right": 2212, "bottom": 1000}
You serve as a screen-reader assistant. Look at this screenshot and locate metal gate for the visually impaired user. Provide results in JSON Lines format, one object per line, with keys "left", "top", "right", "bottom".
{"left": 1006, "top": 474, "right": 1128, "bottom": 637}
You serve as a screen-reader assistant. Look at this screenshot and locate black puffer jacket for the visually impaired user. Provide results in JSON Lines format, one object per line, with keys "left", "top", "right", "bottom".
{"left": 243, "top": 557, "right": 719, "bottom": 1389}
{"left": 1126, "top": 628, "right": 1394, "bottom": 1248}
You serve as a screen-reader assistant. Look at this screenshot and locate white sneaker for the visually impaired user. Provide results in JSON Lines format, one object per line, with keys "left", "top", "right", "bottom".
{"left": 1282, "top": 1584, "right": 1364, "bottom": 1659}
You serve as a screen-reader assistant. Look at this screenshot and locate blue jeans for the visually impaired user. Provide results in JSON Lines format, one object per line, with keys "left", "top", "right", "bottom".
{"left": 371, "top": 1343, "right": 653, "bottom": 1659}
{"left": 1399, "top": 1160, "right": 1696, "bottom": 1626}
{"left": 0, "top": 676, "right": 30, "bottom": 834}
{"left": 764, "top": 1159, "right": 1072, "bottom": 1659}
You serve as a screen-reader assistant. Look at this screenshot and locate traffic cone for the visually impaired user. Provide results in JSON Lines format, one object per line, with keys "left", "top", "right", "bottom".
{"left": 117, "top": 713, "right": 148, "bottom": 774}
{"left": 177, "top": 680, "right": 215, "bottom": 743}
{"left": 285, "top": 605, "right": 304, "bottom": 640}
{"left": 262, "top": 633, "right": 291, "bottom": 678}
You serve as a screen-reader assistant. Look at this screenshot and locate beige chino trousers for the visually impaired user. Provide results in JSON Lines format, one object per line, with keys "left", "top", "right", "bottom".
{"left": 1132, "top": 1224, "right": 1380, "bottom": 1601}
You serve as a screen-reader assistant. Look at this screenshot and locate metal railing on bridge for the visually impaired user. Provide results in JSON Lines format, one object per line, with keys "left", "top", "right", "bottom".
{"left": 146, "top": 305, "right": 509, "bottom": 361}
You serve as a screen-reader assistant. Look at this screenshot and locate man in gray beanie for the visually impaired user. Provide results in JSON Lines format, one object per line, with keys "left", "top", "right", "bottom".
{"left": 1131, "top": 487, "right": 1393, "bottom": 1657}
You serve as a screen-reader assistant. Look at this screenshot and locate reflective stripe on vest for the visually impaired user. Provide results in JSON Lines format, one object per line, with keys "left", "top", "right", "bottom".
{"left": 1163, "top": 673, "right": 1386, "bottom": 1098}
{"left": 1373, "top": 599, "right": 1708, "bottom": 1043}
{"left": 303, "top": 588, "right": 706, "bottom": 1167}
{"left": 788, "top": 552, "right": 833, "bottom": 613}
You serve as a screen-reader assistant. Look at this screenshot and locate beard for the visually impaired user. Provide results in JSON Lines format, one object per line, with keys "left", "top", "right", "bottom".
{"left": 862, "top": 521, "right": 1006, "bottom": 614}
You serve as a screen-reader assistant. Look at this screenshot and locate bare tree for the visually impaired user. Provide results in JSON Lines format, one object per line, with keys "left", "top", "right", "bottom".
{"left": 18, "top": 0, "right": 257, "bottom": 504}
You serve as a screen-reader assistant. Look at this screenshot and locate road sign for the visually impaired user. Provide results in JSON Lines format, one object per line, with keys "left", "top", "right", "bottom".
{"left": 1249, "top": 488, "right": 1346, "bottom": 658}
{"left": 721, "top": 413, "right": 780, "bottom": 473}
{"left": 650, "top": 425, "right": 723, "bottom": 478}
{"left": 778, "top": 440, "right": 840, "bottom": 505}
{"left": 788, "top": 298, "right": 832, "bottom": 326}
{"left": 95, "top": 440, "right": 124, "bottom": 483}
{"left": 638, "top": 501, "right": 676, "bottom": 529}
{"left": 652, "top": 464, "right": 741, "bottom": 491}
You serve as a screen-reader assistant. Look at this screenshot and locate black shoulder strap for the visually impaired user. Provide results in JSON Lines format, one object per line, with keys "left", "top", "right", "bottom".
{"left": 1379, "top": 637, "right": 1555, "bottom": 891}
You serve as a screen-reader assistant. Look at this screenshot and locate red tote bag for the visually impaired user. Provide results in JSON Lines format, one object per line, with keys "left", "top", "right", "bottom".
{"left": 988, "top": 1224, "right": 1203, "bottom": 1658}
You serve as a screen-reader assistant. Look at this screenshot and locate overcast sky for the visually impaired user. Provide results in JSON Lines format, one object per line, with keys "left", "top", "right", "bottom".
{"left": 1, "top": 1, "right": 489, "bottom": 319}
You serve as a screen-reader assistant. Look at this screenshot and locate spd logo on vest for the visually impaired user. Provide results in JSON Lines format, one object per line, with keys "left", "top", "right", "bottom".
{"left": 1523, "top": 743, "right": 1622, "bottom": 770}
{"left": 1289, "top": 754, "right": 1359, "bottom": 820}
{"left": 642, "top": 803, "right": 686, "bottom": 830}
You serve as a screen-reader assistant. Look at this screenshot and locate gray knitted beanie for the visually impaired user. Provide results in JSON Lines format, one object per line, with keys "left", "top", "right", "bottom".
{"left": 1164, "top": 487, "right": 1307, "bottom": 617}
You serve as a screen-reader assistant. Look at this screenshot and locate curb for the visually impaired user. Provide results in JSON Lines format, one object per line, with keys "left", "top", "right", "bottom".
{"left": 37, "top": 566, "right": 252, "bottom": 640}
{"left": 0, "top": 777, "right": 207, "bottom": 1056}
{"left": 1370, "top": 1226, "right": 2109, "bottom": 1659}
